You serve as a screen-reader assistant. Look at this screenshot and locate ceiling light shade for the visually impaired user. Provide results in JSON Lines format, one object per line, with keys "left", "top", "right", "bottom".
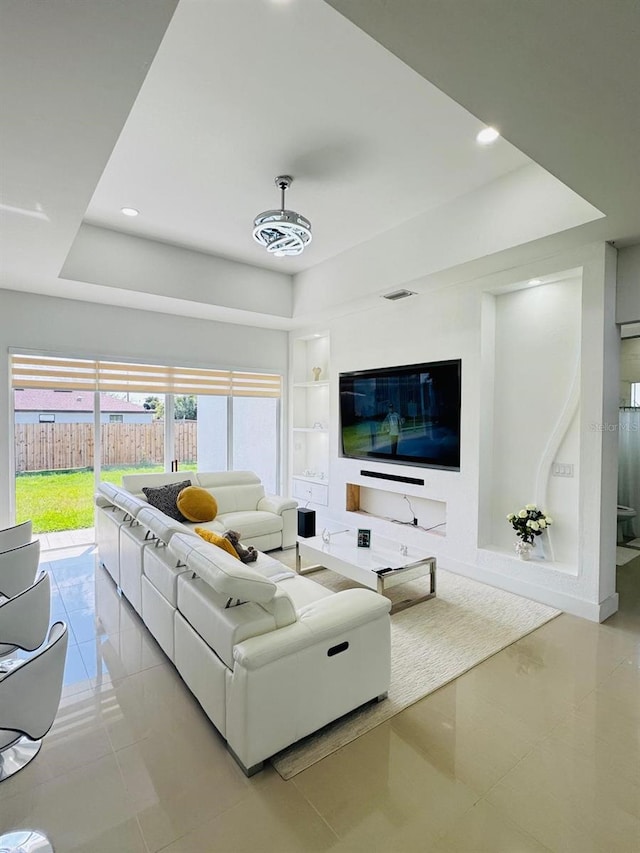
{"left": 476, "top": 126, "right": 500, "bottom": 144}
{"left": 253, "top": 176, "right": 312, "bottom": 257}
{"left": 121, "top": 207, "right": 139, "bottom": 216}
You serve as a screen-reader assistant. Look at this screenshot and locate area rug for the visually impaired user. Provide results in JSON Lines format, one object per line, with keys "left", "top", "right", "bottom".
{"left": 625, "top": 538, "right": 640, "bottom": 549}
{"left": 616, "top": 546, "right": 639, "bottom": 566}
{"left": 270, "top": 567, "right": 560, "bottom": 779}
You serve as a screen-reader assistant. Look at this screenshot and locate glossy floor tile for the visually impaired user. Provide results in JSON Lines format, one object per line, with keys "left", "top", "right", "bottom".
{"left": 1, "top": 541, "right": 639, "bottom": 852}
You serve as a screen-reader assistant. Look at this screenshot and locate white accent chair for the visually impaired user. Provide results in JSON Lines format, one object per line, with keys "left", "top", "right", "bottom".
{"left": 0, "top": 521, "right": 32, "bottom": 555}
{"left": 0, "top": 622, "right": 68, "bottom": 782}
{"left": 0, "top": 571, "right": 52, "bottom": 659}
{"left": 0, "top": 830, "right": 54, "bottom": 852}
{"left": 0, "top": 541, "right": 41, "bottom": 600}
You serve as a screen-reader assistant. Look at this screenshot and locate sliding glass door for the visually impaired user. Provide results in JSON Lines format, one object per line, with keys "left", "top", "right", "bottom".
{"left": 11, "top": 353, "right": 282, "bottom": 533}
{"left": 13, "top": 388, "right": 96, "bottom": 534}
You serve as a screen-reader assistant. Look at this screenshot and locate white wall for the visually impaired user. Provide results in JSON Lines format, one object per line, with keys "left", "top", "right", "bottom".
{"left": 62, "top": 225, "right": 293, "bottom": 319}
{"left": 321, "top": 243, "right": 618, "bottom": 621}
{"left": 293, "top": 163, "right": 603, "bottom": 318}
{"left": 617, "top": 243, "right": 640, "bottom": 324}
{"left": 0, "top": 289, "right": 287, "bottom": 525}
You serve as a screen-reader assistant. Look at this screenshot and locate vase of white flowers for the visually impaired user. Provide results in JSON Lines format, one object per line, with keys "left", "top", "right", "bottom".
{"left": 507, "top": 504, "right": 553, "bottom": 559}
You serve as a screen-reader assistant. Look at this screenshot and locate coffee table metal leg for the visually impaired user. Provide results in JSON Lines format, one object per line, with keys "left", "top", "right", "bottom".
{"left": 295, "top": 543, "right": 324, "bottom": 576}
{"left": 378, "top": 558, "right": 436, "bottom": 614}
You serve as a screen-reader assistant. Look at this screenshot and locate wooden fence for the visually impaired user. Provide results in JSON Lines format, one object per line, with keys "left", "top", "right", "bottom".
{"left": 14, "top": 422, "right": 198, "bottom": 473}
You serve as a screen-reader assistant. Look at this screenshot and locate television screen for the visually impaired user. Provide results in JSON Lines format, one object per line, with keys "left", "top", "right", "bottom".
{"left": 339, "top": 360, "right": 461, "bottom": 470}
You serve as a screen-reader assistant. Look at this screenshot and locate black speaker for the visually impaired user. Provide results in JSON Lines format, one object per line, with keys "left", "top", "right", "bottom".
{"left": 297, "top": 508, "right": 316, "bottom": 538}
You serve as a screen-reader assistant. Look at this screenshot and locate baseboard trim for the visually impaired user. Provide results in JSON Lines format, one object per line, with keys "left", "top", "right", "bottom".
{"left": 597, "top": 592, "right": 619, "bottom": 623}
{"left": 442, "top": 556, "right": 618, "bottom": 623}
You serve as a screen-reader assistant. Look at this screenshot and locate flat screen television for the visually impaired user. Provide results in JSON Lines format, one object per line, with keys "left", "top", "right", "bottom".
{"left": 339, "top": 359, "right": 461, "bottom": 471}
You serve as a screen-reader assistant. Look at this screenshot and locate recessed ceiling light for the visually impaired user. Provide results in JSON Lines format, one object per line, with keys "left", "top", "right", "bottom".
{"left": 528, "top": 278, "right": 543, "bottom": 285}
{"left": 121, "top": 207, "right": 139, "bottom": 217}
{"left": 476, "top": 127, "right": 500, "bottom": 145}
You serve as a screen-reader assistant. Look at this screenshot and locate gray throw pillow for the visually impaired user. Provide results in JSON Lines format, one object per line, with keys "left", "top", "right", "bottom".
{"left": 142, "top": 480, "right": 191, "bottom": 521}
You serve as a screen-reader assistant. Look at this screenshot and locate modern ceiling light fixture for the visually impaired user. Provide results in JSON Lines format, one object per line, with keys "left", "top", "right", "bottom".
{"left": 253, "top": 175, "right": 312, "bottom": 257}
{"left": 121, "top": 207, "right": 139, "bottom": 216}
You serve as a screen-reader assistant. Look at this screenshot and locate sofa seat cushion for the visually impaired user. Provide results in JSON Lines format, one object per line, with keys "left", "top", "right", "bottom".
{"left": 177, "top": 573, "right": 279, "bottom": 669}
{"left": 251, "top": 552, "right": 295, "bottom": 580}
{"left": 216, "top": 511, "right": 283, "bottom": 540}
{"left": 277, "top": 575, "right": 334, "bottom": 611}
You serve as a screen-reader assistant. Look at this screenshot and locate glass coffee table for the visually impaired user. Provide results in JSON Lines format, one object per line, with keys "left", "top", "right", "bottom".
{"left": 296, "top": 527, "right": 436, "bottom": 614}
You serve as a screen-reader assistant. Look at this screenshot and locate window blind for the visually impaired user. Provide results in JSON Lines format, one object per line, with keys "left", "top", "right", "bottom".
{"left": 11, "top": 355, "right": 282, "bottom": 398}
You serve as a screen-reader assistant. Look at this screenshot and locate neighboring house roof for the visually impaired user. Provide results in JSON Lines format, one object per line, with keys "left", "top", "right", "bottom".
{"left": 14, "top": 389, "right": 149, "bottom": 413}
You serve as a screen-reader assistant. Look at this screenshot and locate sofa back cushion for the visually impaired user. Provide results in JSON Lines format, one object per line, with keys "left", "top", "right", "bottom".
{"left": 195, "top": 472, "right": 265, "bottom": 515}
{"left": 111, "top": 491, "right": 149, "bottom": 520}
{"left": 122, "top": 472, "right": 195, "bottom": 496}
{"left": 168, "top": 534, "right": 277, "bottom": 604}
{"left": 137, "top": 506, "right": 189, "bottom": 545}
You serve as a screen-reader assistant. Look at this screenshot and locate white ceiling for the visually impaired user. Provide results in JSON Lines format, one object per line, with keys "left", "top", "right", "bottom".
{"left": 84, "top": 0, "right": 530, "bottom": 273}
{"left": 1, "top": 0, "right": 637, "bottom": 328}
{"left": 326, "top": 0, "right": 640, "bottom": 246}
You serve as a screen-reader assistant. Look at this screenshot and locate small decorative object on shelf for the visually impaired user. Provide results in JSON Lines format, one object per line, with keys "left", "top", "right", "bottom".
{"left": 312, "top": 366, "right": 322, "bottom": 381}
{"left": 357, "top": 528, "right": 371, "bottom": 548}
{"left": 507, "top": 504, "right": 553, "bottom": 560}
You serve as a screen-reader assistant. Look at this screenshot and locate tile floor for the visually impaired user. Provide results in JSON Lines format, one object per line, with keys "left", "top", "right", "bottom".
{"left": 1, "top": 536, "right": 639, "bottom": 852}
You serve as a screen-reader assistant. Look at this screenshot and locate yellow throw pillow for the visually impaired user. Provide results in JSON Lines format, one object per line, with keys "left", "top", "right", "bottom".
{"left": 195, "top": 527, "right": 239, "bottom": 559}
{"left": 177, "top": 486, "right": 218, "bottom": 523}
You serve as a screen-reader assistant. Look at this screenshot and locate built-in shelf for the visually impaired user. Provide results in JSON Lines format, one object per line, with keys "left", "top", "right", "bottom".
{"left": 290, "top": 332, "right": 330, "bottom": 506}
{"left": 293, "top": 474, "right": 328, "bottom": 485}
{"left": 345, "top": 482, "right": 447, "bottom": 537}
{"left": 477, "top": 545, "right": 576, "bottom": 575}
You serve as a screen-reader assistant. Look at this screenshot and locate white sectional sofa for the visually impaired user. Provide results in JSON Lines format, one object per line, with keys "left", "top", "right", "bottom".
{"left": 94, "top": 471, "right": 391, "bottom": 774}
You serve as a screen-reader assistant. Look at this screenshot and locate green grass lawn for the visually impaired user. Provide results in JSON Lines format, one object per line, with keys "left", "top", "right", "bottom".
{"left": 16, "top": 464, "right": 196, "bottom": 533}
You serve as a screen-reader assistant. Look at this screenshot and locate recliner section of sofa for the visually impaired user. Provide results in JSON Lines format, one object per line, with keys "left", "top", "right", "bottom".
{"left": 94, "top": 472, "right": 392, "bottom": 774}
{"left": 121, "top": 470, "right": 297, "bottom": 552}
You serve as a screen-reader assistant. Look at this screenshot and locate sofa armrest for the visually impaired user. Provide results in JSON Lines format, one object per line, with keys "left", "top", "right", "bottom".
{"left": 232, "top": 588, "right": 390, "bottom": 670}
{"left": 257, "top": 495, "right": 298, "bottom": 516}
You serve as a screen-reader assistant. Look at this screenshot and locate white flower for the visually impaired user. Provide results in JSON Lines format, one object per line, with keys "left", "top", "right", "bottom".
{"left": 530, "top": 520, "right": 540, "bottom": 531}
{"left": 518, "top": 510, "right": 528, "bottom": 518}
{"left": 525, "top": 503, "right": 537, "bottom": 511}
{"left": 538, "top": 518, "right": 546, "bottom": 529}
{"left": 545, "top": 516, "right": 553, "bottom": 524}
{"left": 507, "top": 513, "right": 515, "bottom": 521}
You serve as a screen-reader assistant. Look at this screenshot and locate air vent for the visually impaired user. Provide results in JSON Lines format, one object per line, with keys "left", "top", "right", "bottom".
{"left": 382, "top": 289, "right": 416, "bottom": 301}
